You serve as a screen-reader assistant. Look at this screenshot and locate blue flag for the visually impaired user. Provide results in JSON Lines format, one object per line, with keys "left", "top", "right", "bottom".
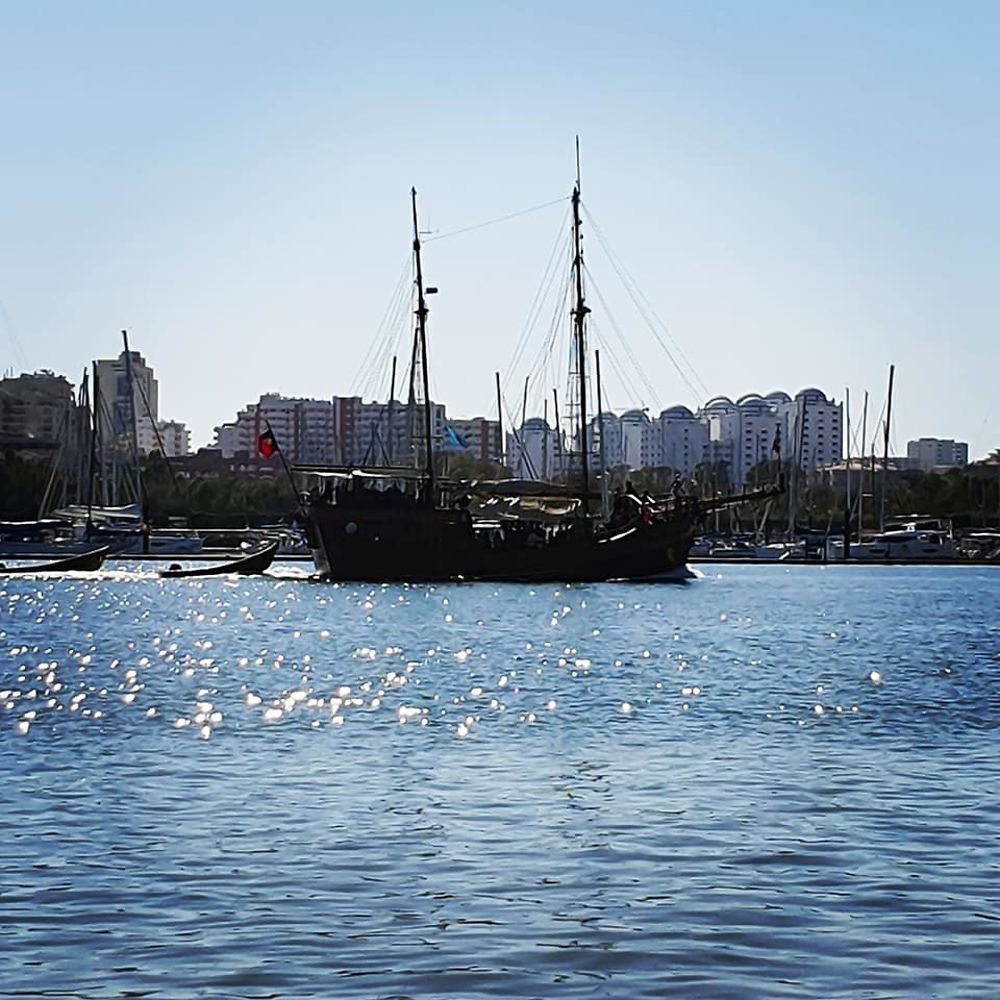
{"left": 443, "top": 426, "right": 468, "bottom": 450}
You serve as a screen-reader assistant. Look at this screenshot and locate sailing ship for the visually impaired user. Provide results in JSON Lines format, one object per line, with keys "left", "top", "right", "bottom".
{"left": 300, "top": 183, "right": 779, "bottom": 582}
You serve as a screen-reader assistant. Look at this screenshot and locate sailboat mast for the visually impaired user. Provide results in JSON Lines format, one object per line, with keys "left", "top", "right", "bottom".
{"left": 571, "top": 182, "right": 590, "bottom": 507}
{"left": 495, "top": 372, "right": 504, "bottom": 470}
{"left": 595, "top": 348, "right": 608, "bottom": 518}
{"left": 411, "top": 187, "right": 436, "bottom": 503}
{"left": 553, "top": 388, "right": 563, "bottom": 476}
{"left": 387, "top": 355, "right": 397, "bottom": 464}
{"left": 858, "top": 390, "right": 868, "bottom": 535}
{"left": 542, "top": 398, "right": 549, "bottom": 479}
{"left": 89, "top": 361, "right": 100, "bottom": 522}
{"left": 880, "top": 364, "right": 895, "bottom": 531}
{"left": 121, "top": 330, "right": 143, "bottom": 509}
{"left": 843, "top": 387, "right": 851, "bottom": 559}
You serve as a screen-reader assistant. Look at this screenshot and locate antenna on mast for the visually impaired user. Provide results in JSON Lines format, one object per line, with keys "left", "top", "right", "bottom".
{"left": 575, "top": 135, "right": 581, "bottom": 191}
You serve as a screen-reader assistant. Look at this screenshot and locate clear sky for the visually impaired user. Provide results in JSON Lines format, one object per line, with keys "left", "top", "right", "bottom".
{"left": 1, "top": 1, "right": 997, "bottom": 458}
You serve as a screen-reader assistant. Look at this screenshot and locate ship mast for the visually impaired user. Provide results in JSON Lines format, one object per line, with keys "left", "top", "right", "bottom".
{"left": 571, "top": 161, "right": 590, "bottom": 511}
{"left": 411, "top": 187, "right": 436, "bottom": 504}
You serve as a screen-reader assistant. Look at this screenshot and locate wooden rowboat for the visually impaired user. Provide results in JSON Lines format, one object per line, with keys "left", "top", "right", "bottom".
{"left": 0, "top": 546, "right": 109, "bottom": 574}
{"left": 159, "top": 541, "right": 279, "bottom": 579}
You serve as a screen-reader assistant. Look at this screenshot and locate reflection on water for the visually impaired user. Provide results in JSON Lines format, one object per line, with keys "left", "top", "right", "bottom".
{"left": 1, "top": 565, "right": 999, "bottom": 996}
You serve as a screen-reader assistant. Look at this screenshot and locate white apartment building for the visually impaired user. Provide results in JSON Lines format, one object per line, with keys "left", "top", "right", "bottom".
{"left": 620, "top": 409, "right": 659, "bottom": 470}
{"left": 657, "top": 405, "right": 709, "bottom": 479}
{"left": 793, "top": 387, "right": 842, "bottom": 471}
{"left": 215, "top": 394, "right": 339, "bottom": 465}
{"left": 334, "top": 396, "right": 448, "bottom": 467}
{"left": 508, "top": 417, "right": 563, "bottom": 479}
{"left": 587, "top": 413, "right": 624, "bottom": 469}
{"left": 92, "top": 349, "right": 192, "bottom": 458}
{"left": 447, "top": 416, "right": 503, "bottom": 464}
{"left": 153, "top": 420, "right": 191, "bottom": 458}
{"left": 698, "top": 388, "right": 842, "bottom": 486}
{"left": 906, "top": 437, "right": 969, "bottom": 471}
{"left": 214, "top": 393, "right": 498, "bottom": 468}
{"left": 215, "top": 419, "right": 254, "bottom": 458}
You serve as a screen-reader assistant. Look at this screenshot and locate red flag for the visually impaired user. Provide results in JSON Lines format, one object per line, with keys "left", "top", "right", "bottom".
{"left": 257, "top": 428, "right": 278, "bottom": 459}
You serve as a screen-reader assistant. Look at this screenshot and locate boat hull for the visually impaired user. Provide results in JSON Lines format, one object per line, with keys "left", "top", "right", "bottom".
{"left": 0, "top": 547, "right": 109, "bottom": 574}
{"left": 304, "top": 502, "right": 699, "bottom": 582}
{"left": 158, "top": 542, "right": 279, "bottom": 579}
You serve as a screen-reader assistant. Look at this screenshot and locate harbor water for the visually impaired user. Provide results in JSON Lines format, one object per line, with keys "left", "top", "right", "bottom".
{"left": 1, "top": 564, "right": 999, "bottom": 997}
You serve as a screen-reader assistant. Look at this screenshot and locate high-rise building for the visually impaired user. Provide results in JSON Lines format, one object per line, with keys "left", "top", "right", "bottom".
{"left": 154, "top": 420, "right": 191, "bottom": 458}
{"left": 90, "top": 349, "right": 189, "bottom": 457}
{"left": 0, "top": 371, "right": 77, "bottom": 449}
{"left": 445, "top": 416, "right": 503, "bottom": 465}
{"left": 791, "top": 387, "right": 842, "bottom": 472}
{"left": 93, "top": 350, "right": 158, "bottom": 453}
{"left": 332, "top": 396, "right": 446, "bottom": 467}
{"left": 214, "top": 394, "right": 339, "bottom": 465}
{"left": 214, "top": 394, "right": 500, "bottom": 468}
{"left": 508, "top": 418, "right": 562, "bottom": 479}
{"left": 697, "top": 388, "right": 842, "bottom": 486}
{"left": 656, "top": 405, "right": 709, "bottom": 479}
{"left": 906, "top": 437, "right": 969, "bottom": 471}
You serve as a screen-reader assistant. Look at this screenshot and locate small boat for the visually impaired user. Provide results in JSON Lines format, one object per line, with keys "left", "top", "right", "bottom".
{"left": 159, "top": 541, "right": 279, "bottom": 579}
{"left": 0, "top": 546, "right": 110, "bottom": 575}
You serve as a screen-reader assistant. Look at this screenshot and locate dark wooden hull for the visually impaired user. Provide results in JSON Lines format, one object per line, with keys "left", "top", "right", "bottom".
{"left": 159, "top": 542, "right": 279, "bottom": 579}
{"left": 304, "top": 503, "right": 699, "bottom": 582}
{"left": 0, "top": 546, "right": 109, "bottom": 574}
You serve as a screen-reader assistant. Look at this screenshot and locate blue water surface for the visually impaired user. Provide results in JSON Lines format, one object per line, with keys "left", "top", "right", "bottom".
{"left": 1, "top": 563, "right": 998, "bottom": 998}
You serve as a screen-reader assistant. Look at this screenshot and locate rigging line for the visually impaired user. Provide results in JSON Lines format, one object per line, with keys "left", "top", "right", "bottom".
{"left": 425, "top": 196, "right": 569, "bottom": 243}
{"left": 585, "top": 224, "right": 703, "bottom": 402}
{"left": 364, "top": 279, "right": 413, "bottom": 401}
{"left": 350, "top": 255, "right": 412, "bottom": 395}
{"left": 583, "top": 205, "right": 710, "bottom": 400}
{"left": 506, "top": 240, "right": 571, "bottom": 396}
{"left": 512, "top": 270, "right": 572, "bottom": 408}
{"left": 590, "top": 323, "right": 648, "bottom": 413}
{"left": 522, "top": 269, "right": 571, "bottom": 395}
{"left": 585, "top": 260, "right": 699, "bottom": 403}
{"left": 360, "top": 281, "right": 412, "bottom": 405}
{"left": 367, "top": 265, "right": 414, "bottom": 397}
{"left": 498, "top": 390, "right": 537, "bottom": 479}
{"left": 500, "top": 207, "right": 572, "bottom": 396}
{"left": 509, "top": 249, "right": 574, "bottom": 401}
{"left": 357, "top": 270, "right": 408, "bottom": 397}
{"left": 583, "top": 265, "right": 660, "bottom": 404}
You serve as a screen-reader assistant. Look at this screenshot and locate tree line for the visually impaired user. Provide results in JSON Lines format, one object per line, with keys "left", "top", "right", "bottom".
{"left": 2, "top": 448, "right": 998, "bottom": 530}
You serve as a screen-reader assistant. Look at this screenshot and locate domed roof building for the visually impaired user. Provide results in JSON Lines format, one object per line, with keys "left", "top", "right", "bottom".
{"left": 659, "top": 404, "right": 694, "bottom": 420}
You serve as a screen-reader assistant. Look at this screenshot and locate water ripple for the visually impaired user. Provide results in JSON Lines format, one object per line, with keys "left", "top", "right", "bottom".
{"left": 1, "top": 564, "right": 998, "bottom": 996}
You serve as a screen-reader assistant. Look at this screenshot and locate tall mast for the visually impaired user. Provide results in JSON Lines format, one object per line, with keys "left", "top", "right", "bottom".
{"left": 495, "top": 372, "right": 504, "bottom": 470}
{"left": 858, "top": 390, "right": 868, "bottom": 535}
{"left": 553, "top": 387, "right": 563, "bottom": 476}
{"left": 411, "top": 187, "right": 435, "bottom": 503}
{"left": 843, "top": 387, "right": 851, "bottom": 559}
{"left": 571, "top": 179, "right": 590, "bottom": 508}
{"left": 787, "top": 400, "right": 800, "bottom": 537}
{"left": 386, "top": 355, "right": 397, "bottom": 464}
{"left": 89, "top": 361, "right": 100, "bottom": 521}
{"left": 880, "top": 364, "right": 895, "bottom": 531}
{"left": 122, "top": 330, "right": 143, "bottom": 509}
{"left": 595, "top": 348, "right": 608, "bottom": 518}
{"left": 542, "top": 397, "right": 549, "bottom": 479}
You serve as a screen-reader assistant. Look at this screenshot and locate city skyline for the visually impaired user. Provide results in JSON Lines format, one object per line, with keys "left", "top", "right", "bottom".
{"left": 2, "top": 3, "right": 997, "bottom": 458}
{"left": 2, "top": 360, "right": 990, "bottom": 467}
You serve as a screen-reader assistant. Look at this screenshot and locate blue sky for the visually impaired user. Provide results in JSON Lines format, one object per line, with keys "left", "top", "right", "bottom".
{"left": 1, "top": 1, "right": 997, "bottom": 457}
